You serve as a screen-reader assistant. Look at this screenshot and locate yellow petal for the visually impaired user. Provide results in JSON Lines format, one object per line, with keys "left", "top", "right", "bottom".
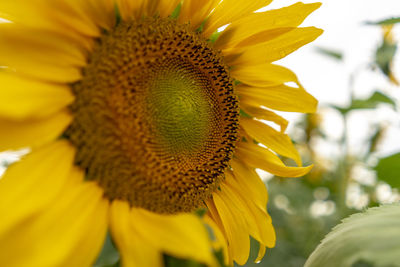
{"left": 236, "top": 141, "right": 313, "bottom": 177}
{"left": 203, "top": 214, "right": 229, "bottom": 260}
{"left": 35, "top": 0, "right": 115, "bottom": 34}
{"left": 0, "top": 72, "right": 74, "bottom": 119}
{"left": 241, "top": 105, "right": 288, "bottom": 132}
{"left": 0, "top": 110, "right": 72, "bottom": 151}
{"left": 36, "top": 0, "right": 102, "bottom": 36}
{"left": 215, "top": 2, "right": 321, "bottom": 49}
{"left": 0, "top": 140, "right": 75, "bottom": 236}
{"left": 0, "top": 1, "right": 98, "bottom": 51}
{"left": 210, "top": 192, "right": 250, "bottom": 265}
{"left": 238, "top": 84, "right": 318, "bottom": 113}
{"left": 117, "top": 0, "right": 178, "bottom": 21}
{"left": 157, "top": 0, "right": 181, "bottom": 18}
{"left": 145, "top": 0, "right": 160, "bottom": 17}
{"left": 0, "top": 24, "right": 85, "bottom": 83}
{"left": 231, "top": 158, "right": 268, "bottom": 208}
{"left": 73, "top": 0, "right": 116, "bottom": 31}
{"left": 234, "top": 27, "right": 298, "bottom": 49}
{"left": 202, "top": 0, "right": 273, "bottom": 37}
{"left": 63, "top": 200, "right": 108, "bottom": 267}
{"left": 241, "top": 118, "right": 302, "bottom": 165}
{"left": 109, "top": 200, "right": 163, "bottom": 267}
{"left": 225, "top": 27, "right": 323, "bottom": 66}
{"left": 255, "top": 245, "right": 266, "bottom": 263}
{"left": 0, "top": 160, "right": 108, "bottom": 267}
{"left": 131, "top": 208, "right": 218, "bottom": 267}
{"left": 231, "top": 63, "right": 299, "bottom": 87}
{"left": 205, "top": 199, "right": 233, "bottom": 266}
{"left": 116, "top": 0, "right": 147, "bottom": 21}
{"left": 222, "top": 175, "right": 275, "bottom": 248}
{"left": 128, "top": 0, "right": 180, "bottom": 18}
{"left": 179, "top": 0, "right": 220, "bottom": 30}
{"left": 57, "top": 175, "right": 109, "bottom": 267}
{"left": 0, "top": 0, "right": 101, "bottom": 37}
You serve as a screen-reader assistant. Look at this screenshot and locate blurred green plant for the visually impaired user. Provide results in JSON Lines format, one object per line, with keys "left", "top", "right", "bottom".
{"left": 375, "top": 153, "right": 400, "bottom": 189}
{"left": 315, "top": 47, "right": 343, "bottom": 61}
{"left": 94, "top": 233, "right": 120, "bottom": 267}
{"left": 366, "top": 17, "right": 400, "bottom": 26}
{"left": 305, "top": 204, "right": 400, "bottom": 267}
{"left": 243, "top": 16, "right": 400, "bottom": 267}
{"left": 332, "top": 91, "right": 396, "bottom": 115}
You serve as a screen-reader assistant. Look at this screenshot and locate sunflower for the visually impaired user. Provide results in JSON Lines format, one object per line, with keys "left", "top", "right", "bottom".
{"left": 0, "top": 0, "right": 321, "bottom": 266}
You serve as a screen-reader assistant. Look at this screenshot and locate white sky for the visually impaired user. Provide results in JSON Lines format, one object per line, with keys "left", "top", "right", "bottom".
{"left": 264, "top": 0, "right": 400, "bottom": 159}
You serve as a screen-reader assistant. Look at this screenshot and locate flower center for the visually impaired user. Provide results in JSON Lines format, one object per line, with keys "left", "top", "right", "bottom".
{"left": 65, "top": 17, "right": 239, "bottom": 214}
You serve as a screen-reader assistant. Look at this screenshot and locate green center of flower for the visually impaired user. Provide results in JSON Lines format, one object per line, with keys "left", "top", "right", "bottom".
{"left": 147, "top": 65, "right": 213, "bottom": 155}
{"left": 65, "top": 17, "right": 239, "bottom": 214}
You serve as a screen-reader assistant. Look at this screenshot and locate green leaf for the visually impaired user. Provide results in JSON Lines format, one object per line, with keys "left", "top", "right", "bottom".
{"left": 366, "top": 17, "right": 400, "bottom": 25}
{"left": 351, "top": 91, "right": 396, "bottom": 109}
{"left": 100, "top": 262, "right": 120, "bottom": 267}
{"left": 352, "top": 260, "right": 375, "bottom": 267}
{"left": 208, "top": 31, "right": 222, "bottom": 43}
{"left": 375, "top": 40, "right": 397, "bottom": 77}
{"left": 195, "top": 208, "right": 207, "bottom": 218}
{"left": 164, "top": 255, "right": 206, "bottom": 267}
{"left": 239, "top": 109, "right": 252, "bottom": 119}
{"left": 315, "top": 47, "right": 343, "bottom": 61}
{"left": 114, "top": 3, "right": 122, "bottom": 26}
{"left": 332, "top": 91, "right": 396, "bottom": 115}
{"left": 374, "top": 153, "right": 400, "bottom": 189}
{"left": 214, "top": 249, "right": 228, "bottom": 267}
{"left": 93, "top": 233, "right": 120, "bottom": 267}
{"left": 368, "top": 126, "right": 384, "bottom": 154}
{"left": 330, "top": 104, "right": 349, "bottom": 115}
{"left": 305, "top": 204, "right": 400, "bottom": 267}
{"left": 170, "top": 2, "right": 182, "bottom": 19}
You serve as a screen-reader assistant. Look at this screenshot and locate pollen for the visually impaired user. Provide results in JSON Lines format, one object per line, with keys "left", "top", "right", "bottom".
{"left": 65, "top": 17, "right": 239, "bottom": 214}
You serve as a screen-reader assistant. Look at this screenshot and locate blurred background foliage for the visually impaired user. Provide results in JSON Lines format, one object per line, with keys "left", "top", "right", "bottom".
{"left": 245, "top": 18, "right": 400, "bottom": 267}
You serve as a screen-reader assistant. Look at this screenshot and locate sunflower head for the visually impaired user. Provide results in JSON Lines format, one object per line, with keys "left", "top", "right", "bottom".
{"left": 65, "top": 16, "right": 240, "bottom": 214}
